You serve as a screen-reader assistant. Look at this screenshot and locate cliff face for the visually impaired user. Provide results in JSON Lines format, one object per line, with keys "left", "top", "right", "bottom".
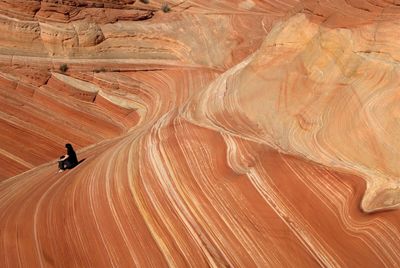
{"left": 1, "top": 0, "right": 400, "bottom": 267}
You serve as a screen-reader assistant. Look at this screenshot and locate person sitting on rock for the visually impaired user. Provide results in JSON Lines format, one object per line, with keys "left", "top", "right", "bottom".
{"left": 58, "top": 143, "right": 78, "bottom": 172}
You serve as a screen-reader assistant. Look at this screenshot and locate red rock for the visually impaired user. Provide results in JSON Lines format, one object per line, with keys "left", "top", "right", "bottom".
{"left": 1, "top": 0, "right": 400, "bottom": 267}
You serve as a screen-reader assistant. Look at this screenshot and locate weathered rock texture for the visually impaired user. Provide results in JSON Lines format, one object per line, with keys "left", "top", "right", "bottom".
{"left": 1, "top": 0, "right": 400, "bottom": 267}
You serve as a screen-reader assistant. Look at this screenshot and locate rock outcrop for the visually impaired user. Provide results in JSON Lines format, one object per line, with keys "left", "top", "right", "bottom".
{"left": 1, "top": 0, "right": 400, "bottom": 267}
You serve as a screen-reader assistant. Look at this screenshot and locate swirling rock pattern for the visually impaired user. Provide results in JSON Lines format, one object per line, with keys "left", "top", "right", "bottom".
{"left": 1, "top": 0, "right": 400, "bottom": 267}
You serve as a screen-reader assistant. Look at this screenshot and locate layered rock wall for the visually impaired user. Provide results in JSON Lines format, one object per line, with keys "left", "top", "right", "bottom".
{"left": 1, "top": 0, "right": 400, "bottom": 267}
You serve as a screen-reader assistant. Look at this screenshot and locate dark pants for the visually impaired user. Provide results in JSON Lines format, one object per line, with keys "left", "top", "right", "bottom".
{"left": 58, "top": 156, "right": 76, "bottom": 170}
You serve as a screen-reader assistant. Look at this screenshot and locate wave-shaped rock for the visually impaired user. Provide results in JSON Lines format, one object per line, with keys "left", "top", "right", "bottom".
{"left": 184, "top": 12, "right": 400, "bottom": 212}
{"left": 1, "top": 0, "right": 400, "bottom": 267}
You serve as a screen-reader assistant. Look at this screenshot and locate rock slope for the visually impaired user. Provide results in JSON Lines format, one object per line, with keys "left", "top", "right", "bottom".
{"left": 1, "top": 0, "right": 400, "bottom": 267}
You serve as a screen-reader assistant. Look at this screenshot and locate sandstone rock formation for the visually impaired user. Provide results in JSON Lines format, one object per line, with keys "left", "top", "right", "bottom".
{"left": 1, "top": 0, "right": 400, "bottom": 267}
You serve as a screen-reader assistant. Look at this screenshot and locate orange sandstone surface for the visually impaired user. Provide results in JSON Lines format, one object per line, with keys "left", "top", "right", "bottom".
{"left": 1, "top": 0, "right": 400, "bottom": 267}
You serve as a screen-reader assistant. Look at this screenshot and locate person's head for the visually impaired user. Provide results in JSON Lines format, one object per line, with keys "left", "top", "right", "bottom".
{"left": 65, "top": 143, "right": 73, "bottom": 150}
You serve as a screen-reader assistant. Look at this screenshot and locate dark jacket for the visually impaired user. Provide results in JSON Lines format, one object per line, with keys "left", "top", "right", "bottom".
{"left": 65, "top": 145, "right": 78, "bottom": 168}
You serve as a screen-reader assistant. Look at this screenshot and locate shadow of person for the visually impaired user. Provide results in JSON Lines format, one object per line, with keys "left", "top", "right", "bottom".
{"left": 76, "top": 158, "right": 86, "bottom": 166}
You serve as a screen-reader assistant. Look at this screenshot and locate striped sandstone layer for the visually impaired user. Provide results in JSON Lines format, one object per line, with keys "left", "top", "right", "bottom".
{"left": 1, "top": 0, "right": 400, "bottom": 267}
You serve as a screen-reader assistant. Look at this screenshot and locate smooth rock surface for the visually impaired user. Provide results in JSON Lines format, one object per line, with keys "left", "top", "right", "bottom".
{"left": 1, "top": 0, "right": 400, "bottom": 267}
